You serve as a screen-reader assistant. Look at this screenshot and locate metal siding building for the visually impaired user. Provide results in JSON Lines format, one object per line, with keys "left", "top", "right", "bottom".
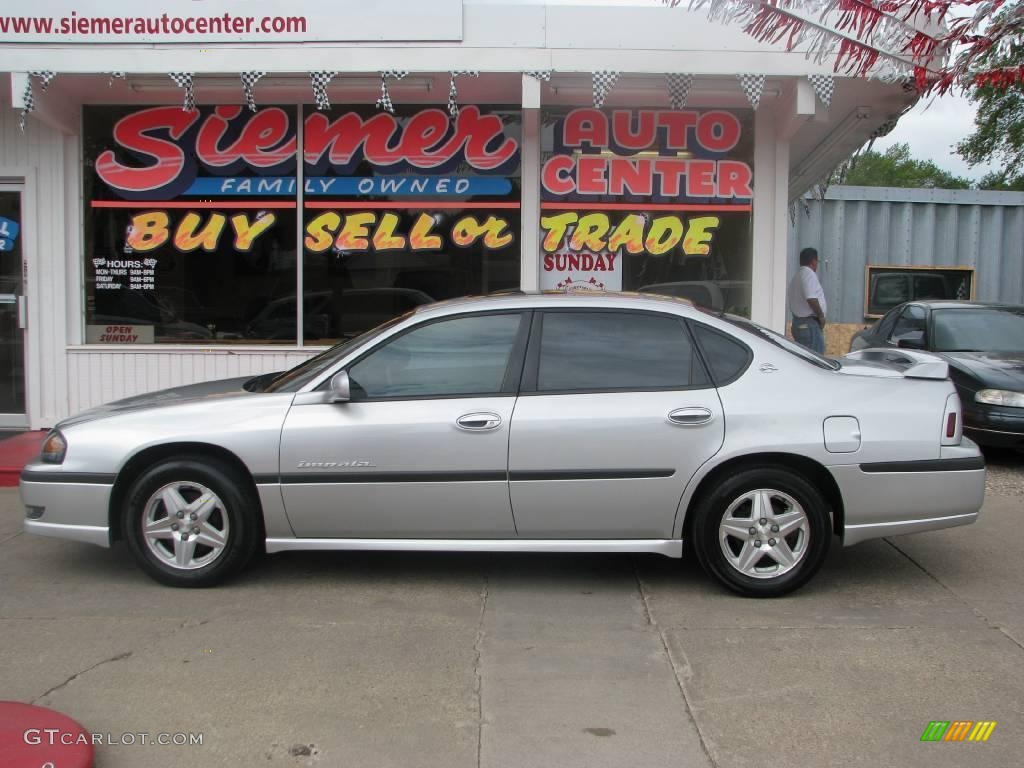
{"left": 789, "top": 185, "right": 1024, "bottom": 324}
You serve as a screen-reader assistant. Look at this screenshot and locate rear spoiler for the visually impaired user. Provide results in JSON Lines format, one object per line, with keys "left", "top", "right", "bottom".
{"left": 842, "top": 348, "right": 950, "bottom": 380}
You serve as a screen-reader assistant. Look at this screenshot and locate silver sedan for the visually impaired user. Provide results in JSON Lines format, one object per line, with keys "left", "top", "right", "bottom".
{"left": 20, "top": 293, "right": 985, "bottom": 597}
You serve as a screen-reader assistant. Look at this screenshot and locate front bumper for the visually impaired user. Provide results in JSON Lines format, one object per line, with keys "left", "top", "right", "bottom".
{"left": 19, "top": 464, "right": 114, "bottom": 547}
{"left": 830, "top": 446, "right": 986, "bottom": 546}
{"left": 964, "top": 404, "right": 1024, "bottom": 448}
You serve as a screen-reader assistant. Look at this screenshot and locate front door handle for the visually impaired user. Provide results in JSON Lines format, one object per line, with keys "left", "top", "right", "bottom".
{"left": 668, "top": 407, "right": 714, "bottom": 426}
{"left": 456, "top": 412, "right": 502, "bottom": 431}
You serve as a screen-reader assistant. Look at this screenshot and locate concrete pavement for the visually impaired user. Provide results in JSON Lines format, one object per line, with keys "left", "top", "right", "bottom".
{"left": 1, "top": 486, "right": 1022, "bottom": 767}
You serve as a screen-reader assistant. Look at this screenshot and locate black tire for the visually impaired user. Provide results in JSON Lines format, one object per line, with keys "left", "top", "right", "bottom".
{"left": 691, "top": 466, "right": 831, "bottom": 598}
{"left": 122, "top": 457, "right": 260, "bottom": 587}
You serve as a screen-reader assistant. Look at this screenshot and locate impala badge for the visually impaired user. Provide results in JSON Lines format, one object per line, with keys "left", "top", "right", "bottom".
{"left": 297, "top": 460, "right": 376, "bottom": 469}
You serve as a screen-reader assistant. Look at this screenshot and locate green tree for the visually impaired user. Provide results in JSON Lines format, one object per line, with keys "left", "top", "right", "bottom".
{"left": 836, "top": 143, "right": 972, "bottom": 189}
{"left": 976, "top": 169, "right": 1024, "bottom": 191}
{"left": 956, "top": 9, "right": 1024, "bottom": 184}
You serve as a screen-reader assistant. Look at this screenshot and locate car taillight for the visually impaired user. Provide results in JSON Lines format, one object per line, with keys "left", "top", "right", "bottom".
{"left": 941, "top": 393, "right": 962, "bottom": 446}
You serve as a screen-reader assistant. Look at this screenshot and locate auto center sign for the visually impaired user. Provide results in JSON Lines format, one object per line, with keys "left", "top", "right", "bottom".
{"left": 0, "top": 0, "right": 463, "bottom": 43}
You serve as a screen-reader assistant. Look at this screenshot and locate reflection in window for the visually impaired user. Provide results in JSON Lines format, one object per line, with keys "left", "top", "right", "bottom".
{"left": 932, "top": 308, "right": 1024, "bottom": 353}
{"left": 348, "top": 314, "right": 522, "bottom": 398}
{"left": 537, "top": 312, "right": 707, "bottom": 391}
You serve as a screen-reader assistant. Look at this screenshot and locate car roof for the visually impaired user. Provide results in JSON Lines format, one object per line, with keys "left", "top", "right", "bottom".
{"left": 412, "top": 290, "right": 700, "bottom": 317}
{"left": 908, "top": 300, "right": 1024, "bottom": 311}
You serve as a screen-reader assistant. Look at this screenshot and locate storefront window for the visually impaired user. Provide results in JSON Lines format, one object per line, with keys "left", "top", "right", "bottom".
{"left": 539, "top": 108, "right": 754, "bottom": 315}
{"left": 83, "top": 103, "right": 522, "bottom": 346}
{"left": 301, "top": 105, "right": 521, "bottom": 344}
{"left": 83, "top": 105, "right": 299, "bottom": 344}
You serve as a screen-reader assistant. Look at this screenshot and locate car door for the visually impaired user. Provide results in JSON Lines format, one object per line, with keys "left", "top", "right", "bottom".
{"left": 508, "top": 309, "right": 725, "bottom": 539}
{"left": 280, "top": 310, "right": 529, "bottom": 538}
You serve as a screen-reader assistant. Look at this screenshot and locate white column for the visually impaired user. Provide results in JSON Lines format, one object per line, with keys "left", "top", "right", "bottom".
{"left": 519, "top": 74, "right": 541, "bottom": 291}
{"left": 750, "top": 105, "right": 790, "bottom": 333}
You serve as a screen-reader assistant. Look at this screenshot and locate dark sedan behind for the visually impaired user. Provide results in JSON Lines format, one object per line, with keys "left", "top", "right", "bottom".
{"left": 851, "top": 301, "right": 1024, "bottom": 450}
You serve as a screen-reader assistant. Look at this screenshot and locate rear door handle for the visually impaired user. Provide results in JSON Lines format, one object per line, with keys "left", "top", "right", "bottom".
{"left": 668, "top": 407, "right": 714, "bottom": 426}
{"left": 456, "top": 412, "right": 502, "bottom": 431}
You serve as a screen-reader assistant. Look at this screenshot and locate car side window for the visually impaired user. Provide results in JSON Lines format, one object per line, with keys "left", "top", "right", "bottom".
{"left": 875, "top": 307, "right": 901, "bottom": 339}
{"left": 347, "top": 313, "right": 523, "bottom": 399}
{"left": 889, "top": 305, "right": 927, "bottom": 345}
{"left": 690, "top": 322, "right": 751, "bottom": 385}
{"left": 536, "top": 311, "right": 709, "bottom": 392}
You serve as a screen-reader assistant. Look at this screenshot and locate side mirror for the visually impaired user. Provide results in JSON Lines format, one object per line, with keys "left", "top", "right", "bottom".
{"left": 897, "top": 336, "right": 925, "bottom": 350}
{"left": 328, "top": 371, "right": 351, "bottom": 403}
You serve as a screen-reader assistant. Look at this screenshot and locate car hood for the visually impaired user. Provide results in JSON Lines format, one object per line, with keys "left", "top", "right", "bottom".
{"left": 56, "top": 375, "right": 259, "bottom": 428}
{"left": 942, "top": 351, "right": 1024, "bottom": 390}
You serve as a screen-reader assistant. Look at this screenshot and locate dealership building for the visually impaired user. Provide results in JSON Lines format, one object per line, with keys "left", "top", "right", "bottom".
{"left": 0, "top": 0, "right": 920, "bottom": 430}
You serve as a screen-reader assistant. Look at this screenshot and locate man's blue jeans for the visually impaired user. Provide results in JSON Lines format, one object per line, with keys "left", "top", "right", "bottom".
{"left": 791, "top": 316, "right": 825, "bottom": 354}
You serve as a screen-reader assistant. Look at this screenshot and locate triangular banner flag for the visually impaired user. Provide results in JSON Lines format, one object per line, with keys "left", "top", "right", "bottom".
{"left": 169, "top": 72, "right": 196, "bottom": 112}
{"left": 666, "top": 73, "right": 693, "bottom": 110}
{"left": 310, "top": 72, "right": 337, "bottom": 111}
{"left": 19, "top": 71, "right": 56, "bottom": 131}
{"left": 525, "top": 70, "right": 552, "bottom": 81}
{"left": 808, "top": 74, "right": 834, "bottom": 109}
{"left": 240, "top": 71, "right": 266, "bottom": 112}
{"left": 737, "top": 73, "right": 766, "bottom": 110}
{"left": 448, "top": 71, "right": 479, "bottom": 118}
{"left": 593, "top": 71, "right": 619, "bottom": 109}
{"left": 376, "top": 70, "right": 408, "bottom": 114}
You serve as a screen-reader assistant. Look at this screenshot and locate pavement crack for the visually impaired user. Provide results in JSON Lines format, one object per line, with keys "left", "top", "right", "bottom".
{"left": 884, "top": 537, "right": 1024, "bottom": 654}
{"left": 33, "top": 651, "right": 133, "bottom": 704}
{"left": 0, "top": 531, "right": 23, "bottom": 546}
{"left": 632, "top": 559, "right": 719, "bottom": 768}
{"left": 473, "top": 576, "right": 489, "bottom": 768}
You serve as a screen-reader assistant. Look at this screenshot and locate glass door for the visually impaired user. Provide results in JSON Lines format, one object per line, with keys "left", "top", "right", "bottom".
{"left": 0, "top": 186, "right": 27, "bottom": 428}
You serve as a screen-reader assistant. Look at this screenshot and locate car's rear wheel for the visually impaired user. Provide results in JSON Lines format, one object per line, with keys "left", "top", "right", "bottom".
{"left": 692, "top": 467, "right": 831, "bottom": 597}
{"left": 123, "top": 457, "right": 259, "bottom": 587}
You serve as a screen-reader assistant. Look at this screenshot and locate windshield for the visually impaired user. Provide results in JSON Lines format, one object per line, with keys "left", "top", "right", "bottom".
{"left": 264, "top": 314, "right": 409, "bottom": 393}
{"left": 932, "top": 308, "right": 1024, "bottom": 353}
{"left": 720, "top": 315, "right": 840, "bottom": 370}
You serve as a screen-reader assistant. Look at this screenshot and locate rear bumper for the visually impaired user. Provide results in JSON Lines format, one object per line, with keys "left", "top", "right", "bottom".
{"left": 830, "top": 449, "right": 986, "bottom": 546}
{"left": 19, "top": 465, "right": 113, "bottom": 548}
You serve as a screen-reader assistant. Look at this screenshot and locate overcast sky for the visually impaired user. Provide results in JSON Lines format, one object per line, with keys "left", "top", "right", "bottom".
{"left": 870, "top": 92, "right": 995, "bottom": 182}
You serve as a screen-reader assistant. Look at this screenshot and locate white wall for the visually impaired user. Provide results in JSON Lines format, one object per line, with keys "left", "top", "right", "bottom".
{"left": 0, "top": 86, "right": 69, "bottom": 428}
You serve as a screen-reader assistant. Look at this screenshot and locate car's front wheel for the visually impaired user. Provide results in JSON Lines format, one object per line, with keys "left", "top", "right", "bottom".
{"left": 692, "top": 467, "right": 831, "bottom": 597}
{"left": 123, "top": 457, "right": 260, "bottom": 587}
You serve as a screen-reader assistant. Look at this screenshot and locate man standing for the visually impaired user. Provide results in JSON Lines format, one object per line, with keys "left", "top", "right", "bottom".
{"left": 788, "top": 247, "right": 827, "bottom": 354}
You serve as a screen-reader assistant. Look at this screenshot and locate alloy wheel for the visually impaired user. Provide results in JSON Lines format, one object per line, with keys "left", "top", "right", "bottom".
{"left": 717, "top": 488, "right": 810, "bottom": 579}
{"left": 142, "top": 481, "right": 231, "bottom": 570}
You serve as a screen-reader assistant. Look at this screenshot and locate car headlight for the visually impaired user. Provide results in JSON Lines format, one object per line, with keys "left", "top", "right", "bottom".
{"left": 40, "top": 430, "right": 67, "bottom": 464}
{"left": 975, "top": 389, "right": 1024, "bottom": 408}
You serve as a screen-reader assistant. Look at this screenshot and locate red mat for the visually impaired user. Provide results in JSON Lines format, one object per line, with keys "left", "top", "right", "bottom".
{"left": 0, "top": 701, "right": 93, "bottom": 767}
{"left": 0, "top": 431, "right": 47, "bottom": 487}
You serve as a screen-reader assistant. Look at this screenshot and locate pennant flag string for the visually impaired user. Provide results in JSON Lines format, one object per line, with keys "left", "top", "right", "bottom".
{"left": 665, "top": 73, "right": 693, "bottom": 110}
{"left": 592, "top": 70, "right": 619, "bottom": 109}
{"left": 168, "top": 72, "right": 196, "bottom": 112}
{"left": 678, "top": 0, "right": 940, "bottom": 85}
{"left": 376, "top": 70, "right": 408, "bottom": 114}
{"left": 448, "top": 71, "right": 479, "bottom": 118}
{"left": 240, "top": 71, "right": 266, "bottom": 112}
{"left": 19, "top": 71, "right": 57, "bottom": 131}
{"left": 737, "top": 73, "right": 765, "bottom": 110}
{"left": 807, "top": 73, "right": 834, "bottom": 108}
{"left": 310, "top": 72, "right": 337, "bottom": 111}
